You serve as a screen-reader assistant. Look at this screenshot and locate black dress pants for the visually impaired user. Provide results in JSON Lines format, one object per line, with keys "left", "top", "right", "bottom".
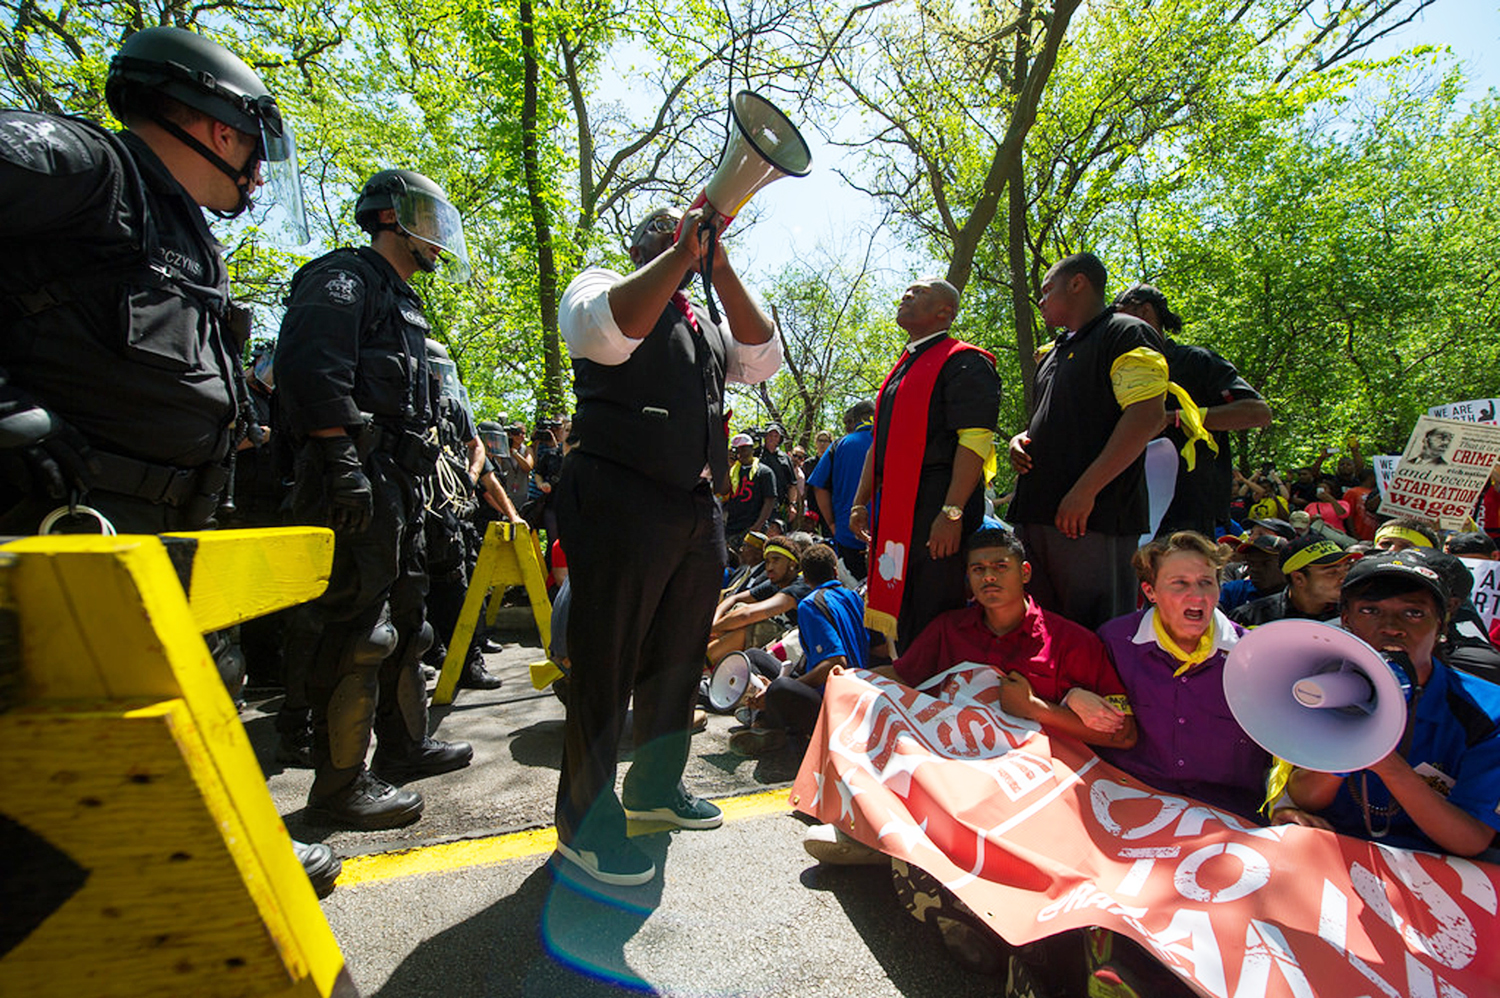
{"left": 553, "top": 452, "right": 724, "bottom": 849}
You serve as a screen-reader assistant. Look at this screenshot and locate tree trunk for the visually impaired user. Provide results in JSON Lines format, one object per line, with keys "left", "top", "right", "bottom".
{"left": 519, "top": 0, "right": 565, "bottom": 417}
{"left": 1007, "top": 0, "right": 1039, "bottom": 415}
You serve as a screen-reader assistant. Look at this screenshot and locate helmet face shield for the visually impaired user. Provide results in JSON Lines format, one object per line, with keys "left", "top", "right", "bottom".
{"left": 396, "top": 189, "right": 471, "bottom": 283}
{"left": 430, "top": 356, "right": 462, "bottom": 404}
{"left": 246, "top": 112, "right": 309, "bottom": 248}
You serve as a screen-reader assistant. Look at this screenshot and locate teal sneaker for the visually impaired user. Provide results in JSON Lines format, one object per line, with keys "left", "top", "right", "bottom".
{"left": 623, "top": 788, "right": 723, "bottom": 829}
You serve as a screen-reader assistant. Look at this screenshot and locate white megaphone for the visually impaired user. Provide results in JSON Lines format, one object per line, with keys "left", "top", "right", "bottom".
{"left": 688, "top": 91, "right": 812, "bottom": 228}
{"left": 706, "top": 650, "right": 769, "bottom": 713}
{"left": 1222, "top": 618, "right": 1411, "bottom": 773}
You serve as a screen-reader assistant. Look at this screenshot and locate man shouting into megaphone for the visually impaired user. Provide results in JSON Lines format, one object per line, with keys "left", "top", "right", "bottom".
{"left": 549, "top": 204, "right": 781, "bottom": 887}
{"left": 1275, "top": 551, "right": 1500, "bottom": 859}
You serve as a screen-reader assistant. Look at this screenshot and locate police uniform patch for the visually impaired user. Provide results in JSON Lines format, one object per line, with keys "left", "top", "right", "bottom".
{"left": 323, "top": 271, "right": 360, "bottom": 305}
{"left": 0, "top": 113, "right": 92, "bottom": 175}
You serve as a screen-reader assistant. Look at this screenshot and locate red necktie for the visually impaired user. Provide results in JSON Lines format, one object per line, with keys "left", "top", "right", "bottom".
{"left": 671, "top": 291, "right": 700, "bottom": 332}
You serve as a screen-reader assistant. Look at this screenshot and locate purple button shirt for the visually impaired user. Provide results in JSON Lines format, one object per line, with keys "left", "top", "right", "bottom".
{"left": 1096, "top": 608, "right": 1270, "bottom": 822}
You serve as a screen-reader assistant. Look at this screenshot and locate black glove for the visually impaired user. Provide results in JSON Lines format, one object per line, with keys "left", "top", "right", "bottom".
{"left": 0, "top": 402, "right": 98, "bottom": 500}
{"left": 313, "top": 435, "right": 373, "bottom": 533}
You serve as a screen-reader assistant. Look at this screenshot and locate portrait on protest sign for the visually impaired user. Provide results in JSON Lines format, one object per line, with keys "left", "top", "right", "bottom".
{"left": 1379, "top": 416, "right": 1500, "bottom": 529}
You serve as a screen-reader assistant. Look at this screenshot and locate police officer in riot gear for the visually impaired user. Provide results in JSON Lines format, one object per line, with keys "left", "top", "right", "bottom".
{"left": 423, "top": 338, "right": 510, "bottom": 691}
{"left": 0, "top": 25, "right": 306, "bottom": 533}
{"left": 275, "top": 168, "right": 474, "bottom": 830}
{"left": 0, "top": 26, "right": 338, "bottom": 895}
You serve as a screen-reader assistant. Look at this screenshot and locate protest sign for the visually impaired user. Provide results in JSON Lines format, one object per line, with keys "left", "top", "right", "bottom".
{"left": 1372, "top": 454, "right": 1400, "bottom": 498}
{"left": 794, "top": 666, "right": 1500, "bottom": 998}
{"left": 1464, "top": 556, "right": 1499, "bottom": 630}
{"left": 1429, "top": 399, "right": 1499, "bottom": 425}
{"left": 1378, "top": 416, "right": 1500, "bottom": 528}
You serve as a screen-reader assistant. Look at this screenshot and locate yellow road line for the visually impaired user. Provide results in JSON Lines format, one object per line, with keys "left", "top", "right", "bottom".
{"left": 337, "top": 788, "right": 794, "bottom": 888}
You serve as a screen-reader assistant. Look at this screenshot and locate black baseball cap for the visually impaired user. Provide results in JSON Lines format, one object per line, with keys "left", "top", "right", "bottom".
{"left": 1342, "top": 550, "right": 1449, "bottom": 610}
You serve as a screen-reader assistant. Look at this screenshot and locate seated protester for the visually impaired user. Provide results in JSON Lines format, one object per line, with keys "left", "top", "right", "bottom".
{"left": 722, "top": 531, "right": 768, "bottom": 596}
{"left": 707, "top": 537, "right": 810, "bottom": 662}
{"left": 1097, "top": 531, "right": 1270, "bottom": 823}
{"left": 1231, "top": 534, "right": 1359, "bottom": 627}
{"left": 1374, "top": 516, "right": 1440, "bottom": 553}
{"left": 721, "top": 432, "right": 777, "bottom": 551}
{"left": 1277, "top": 552, "right": 1500, "bottom": 857}
{"left": 730, "top": 544, "right": 873, "bottom": 756}
{"left": 891, "top": 526, "right": 1138, "bottom": 749}
{"left": 1219, "top": 531, "right": 1289, "bottom": 613}
{"left": 804, "top": 526, "right": 1137, "bottom": 870}
{"left": 1423, "top": 550, "right": 1500, "bottom": 684}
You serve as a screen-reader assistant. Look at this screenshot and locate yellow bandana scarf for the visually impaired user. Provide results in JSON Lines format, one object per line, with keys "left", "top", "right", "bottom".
{"left": 1151, "top": 609, "right": 1217, "bottom": 676}
{"left": 727, "top": 457, "right": 761, "bottom": 496}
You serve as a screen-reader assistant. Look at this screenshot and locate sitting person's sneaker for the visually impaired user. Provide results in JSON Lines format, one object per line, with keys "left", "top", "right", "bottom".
{"left": 802, "top": 822, "right": 886, "bottom": 865}
{"left": 457, "top": 655, "right": 503, "bottom": 691}
{"left": 622, "top": 787, "right": 723, "bottom": 829}
{"left": 728, "top": 725, "right": 788, "bottom": 756}
{"left": 292, "top": 839, "right": 342, "bottom": 898}
{"left": 553, "top": 837, "right": 656, "bottom": 887}
{"left": 690, "top": 708, "right": 708, "bottom": 733}
{"left": 306, "top": 770, "right": 424, "bottom": 830}
{"left": 372, "top": 736, "right": 474, "bottom": 782}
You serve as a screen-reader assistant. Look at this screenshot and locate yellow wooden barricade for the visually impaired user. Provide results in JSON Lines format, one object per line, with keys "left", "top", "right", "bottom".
{"left": 0, "top": 528, "right": 353, "bottom": 998}
{"left": 433, "top": 521, "right": 553, "bottom": 705}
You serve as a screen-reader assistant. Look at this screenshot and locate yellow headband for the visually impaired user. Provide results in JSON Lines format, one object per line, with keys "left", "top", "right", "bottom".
{"left": 1283, "top": 540, "right": 1351, "bottom": 575}
{"left": 764, "top": 541, "right": 800, "bottom": 565}
{"left": 1374, "top": 524, "right": 1434, "bottom": 549}
{"left": 743, "top": 532, "right": 766, "bottom": 550}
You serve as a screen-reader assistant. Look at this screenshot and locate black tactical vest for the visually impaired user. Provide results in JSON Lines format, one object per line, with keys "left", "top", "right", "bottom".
{"left": 570, "top": 302, "right": 728, "bottom": 492}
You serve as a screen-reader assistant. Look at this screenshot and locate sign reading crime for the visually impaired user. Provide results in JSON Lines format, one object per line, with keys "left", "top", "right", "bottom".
{"left": 1378, "top": 416, "right": 1500, "bottom": 528}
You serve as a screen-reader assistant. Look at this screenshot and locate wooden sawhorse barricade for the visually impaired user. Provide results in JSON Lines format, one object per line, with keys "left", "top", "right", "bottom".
{"left": 432, "top": 520, "right": 555, "bottom": 706}
{"left": 0, "top": 528, "right": 353, "bottom": 997}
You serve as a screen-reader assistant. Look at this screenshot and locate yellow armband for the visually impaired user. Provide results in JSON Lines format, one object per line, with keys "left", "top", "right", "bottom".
{"left": 1109, "top": 347, "right": 1169, "bottom": 408}
{"left": 957, "top": 428, "right": 998, "bottom": 483}
{"left": 1165, "top": 384, "right": 1219, "bottom": 473}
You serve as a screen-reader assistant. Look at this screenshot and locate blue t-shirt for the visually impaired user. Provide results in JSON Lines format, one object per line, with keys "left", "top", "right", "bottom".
{"left": 1319, "top": 659, "right": 1500, "bottom": 852}
{"left": 796, "top": 580, "right": 873, "bottom": 683}
{"left": 806, "top": 425, "right": 873, "bottom": 548}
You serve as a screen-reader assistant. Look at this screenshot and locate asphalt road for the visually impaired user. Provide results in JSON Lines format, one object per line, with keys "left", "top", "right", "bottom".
{"left": 247, "top": 617, "right": 993, "bottom": 997}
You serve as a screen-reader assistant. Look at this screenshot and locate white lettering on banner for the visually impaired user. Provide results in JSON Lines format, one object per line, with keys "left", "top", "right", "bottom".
{"left": 1362, "top": 846, "right": 1477, "bottom": 969}
{"left": 992, "top": 752, "right": 1054, "bottom": 801}
{"left": 1035, "top": 882, "right": 1147, "bottom": 922}
{"left": 1088, "top": 779, "right": 1285, "bottom": 842}
{"left": 1115, "top": 847, "right": 1182, "bottom": 897}
{"left": 1174, "top": 843, "right": 1272, "bottom": 904}
{"left": 1445, "top": 856, "right": 1498, "bottom": 915}
{"left": 1326, "top": 866, "right": 1473, "bottom": 997}
{"left": 1154, "top": 908, "right": 1229, "bottom": 998}
{"left": 1233, "top": 921, "right": 1317, "bottom": 998}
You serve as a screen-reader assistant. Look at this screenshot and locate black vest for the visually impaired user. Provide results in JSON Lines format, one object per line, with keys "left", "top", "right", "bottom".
{"left": 570, "top": 302, "right": 728, "bottom": 492}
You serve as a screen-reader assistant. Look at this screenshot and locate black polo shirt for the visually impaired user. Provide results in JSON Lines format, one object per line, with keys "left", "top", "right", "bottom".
{"left": 1156, "top": 339, "right": 1262, "bottom": 536}
{"left": 872, "top": 333, "right": 1002, "bottom": 508}
{"left": 1008, "top": 308, "right": 1164, "bottom": 535}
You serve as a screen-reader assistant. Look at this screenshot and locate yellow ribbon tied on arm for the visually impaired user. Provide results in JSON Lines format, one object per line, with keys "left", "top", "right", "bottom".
{"left": 957, "top": 428, "right": 998, "bottom": 484}
{"left": 1109, "top": 347, "right": 1219, "bottom": 472}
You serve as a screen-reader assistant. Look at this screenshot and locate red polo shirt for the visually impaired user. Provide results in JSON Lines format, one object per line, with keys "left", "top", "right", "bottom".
{"left": 894, "top": 598, "right": 1127, "bottom": 703}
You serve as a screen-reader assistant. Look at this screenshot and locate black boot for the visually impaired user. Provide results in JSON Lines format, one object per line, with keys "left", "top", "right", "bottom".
{"left": 292, "top": 839, "right": 342, "bottom": 897}
{"left": 372, "top": 736, "right": 474, "bottom": 781}
{"left": 306, "top": 769, "right": 424, "bottom": 830}
{"left": 457, "top": 651, "right": 503, "bottom": 691}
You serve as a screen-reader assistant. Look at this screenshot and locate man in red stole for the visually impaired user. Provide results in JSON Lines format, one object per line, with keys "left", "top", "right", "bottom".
{"left": 850, "top": 278, "right": 1002, "bottom": 651}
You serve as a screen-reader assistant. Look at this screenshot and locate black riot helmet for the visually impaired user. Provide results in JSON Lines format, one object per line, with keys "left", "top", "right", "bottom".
{"left": 356, "top": 169, "right": 471, "bottom": 284}
{"left": 106, "top": 27, "right": 307, "bottom": 244}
